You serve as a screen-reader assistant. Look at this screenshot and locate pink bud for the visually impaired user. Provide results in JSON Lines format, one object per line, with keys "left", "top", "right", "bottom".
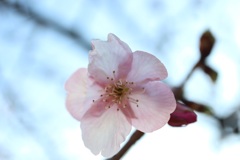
{"left": 168, "top": 102, "right": 197, "bottom": 127}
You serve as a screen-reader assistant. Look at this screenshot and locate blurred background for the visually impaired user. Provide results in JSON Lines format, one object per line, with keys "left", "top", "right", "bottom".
{"left": 0, "top": 0, "right": 240, "bottom": 159}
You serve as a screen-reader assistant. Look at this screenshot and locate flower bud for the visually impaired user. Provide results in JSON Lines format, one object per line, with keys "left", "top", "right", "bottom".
{"left": 199, "top": 30, "right": 215, "bottom": 61}
{"left": 168, "top": 102, "right": 197, "bottom": 127}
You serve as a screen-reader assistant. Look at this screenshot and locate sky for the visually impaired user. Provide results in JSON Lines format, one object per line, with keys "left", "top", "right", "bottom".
{"left": 0, "top": 0, "right": 240, "bottom": 159}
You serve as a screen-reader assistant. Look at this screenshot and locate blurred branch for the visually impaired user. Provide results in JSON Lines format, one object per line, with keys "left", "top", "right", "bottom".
{"left": 0, "top": 0, "right": 91, "bottom": 50}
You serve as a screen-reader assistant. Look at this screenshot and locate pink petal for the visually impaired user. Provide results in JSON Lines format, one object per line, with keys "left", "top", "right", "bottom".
{"left": 88, "top": 33, "right": 133, "bottom": 85}
{"left": 129, "top": 81, "right": 176, "bottom": 132}
{"left": 168, "top": 102, "right": 197, "bottom": 127}
{"left": 126, "top": 51, "right": 168, "bottom": 83}
{"left": 81, "top": 102, "right": 132, "bottom": 158}
{"left": 65, "top": 68, "right": 102, "bottom": 120}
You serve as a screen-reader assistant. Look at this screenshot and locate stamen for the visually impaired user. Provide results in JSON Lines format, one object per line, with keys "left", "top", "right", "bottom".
{"left": 100, "top": 71, "right": 142, "bottom": 110}
{"left": 113, "top": 71, "right": 116, "bottom": 76}
{"left": 127, "top": 96, "right": 140, "bottom": 107}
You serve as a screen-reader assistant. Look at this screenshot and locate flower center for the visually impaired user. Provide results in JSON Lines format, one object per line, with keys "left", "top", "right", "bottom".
{"left": 93, "top": 71, "right": 143, "bottom": 111}
{"left": 105, "top": 79, "right": 131, "bottom": 104}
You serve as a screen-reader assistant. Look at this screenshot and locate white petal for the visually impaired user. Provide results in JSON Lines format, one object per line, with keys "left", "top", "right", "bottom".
{"left": 127, "top": 51, "right": 167, "bottom": 83}
{"left": 88, "top": 33, "right": 133, "bottom": 85}
{"left": 65, "top": 68, "right": 103, "bottom": 120}
{"left": 129, "top": 81, "right": 176, "bottom": 132}
{"left": 81, "top": 103, "right": 132, "bottom": 158}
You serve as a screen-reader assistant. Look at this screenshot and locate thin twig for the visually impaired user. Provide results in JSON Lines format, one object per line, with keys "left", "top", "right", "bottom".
{"left": 107, "top": 130, "right": 144, "bottom": 160}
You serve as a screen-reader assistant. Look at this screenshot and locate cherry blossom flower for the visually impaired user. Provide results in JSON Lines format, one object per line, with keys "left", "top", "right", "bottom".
{"left": 65, "top": 33, "right": 176, "bottom": 157}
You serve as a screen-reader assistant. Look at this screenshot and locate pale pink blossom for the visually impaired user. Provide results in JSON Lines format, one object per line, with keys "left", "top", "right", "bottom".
{"left": 65, "top": 34, "right": 176, "bottom": 157}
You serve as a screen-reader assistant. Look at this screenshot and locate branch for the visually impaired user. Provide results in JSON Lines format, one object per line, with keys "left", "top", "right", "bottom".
{"left": 107, "top": 130, "right": 144, "bottom": 160}
{"left": 0, "top": 0, "right": 91, "bottom": 50}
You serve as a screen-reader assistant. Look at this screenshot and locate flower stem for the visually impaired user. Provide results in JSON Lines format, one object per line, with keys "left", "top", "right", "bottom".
{"left": 107, "top": 130, "right": 144, "bottom": 160}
